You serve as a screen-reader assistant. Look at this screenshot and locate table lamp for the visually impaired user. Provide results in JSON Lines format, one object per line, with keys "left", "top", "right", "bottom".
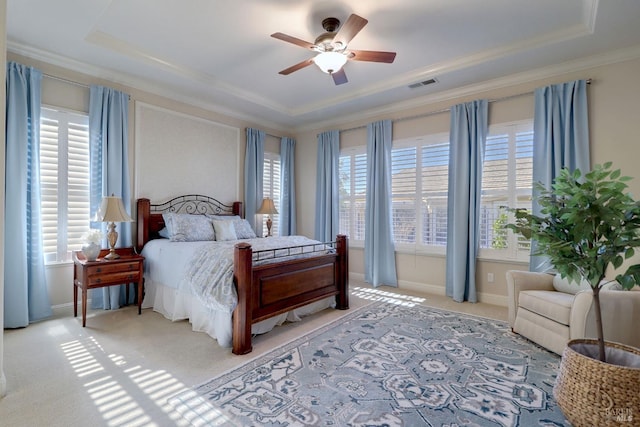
{"left": 94, "top": 194, "right": 133, "bottom": 259}
{"left": 257, "top": 198, "right": 278, "bottom": 237}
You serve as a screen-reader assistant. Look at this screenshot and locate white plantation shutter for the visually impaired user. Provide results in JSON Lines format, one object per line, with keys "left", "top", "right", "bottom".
{"left": 421, "top": 142, "right": 449, "bottom": 246}
{"left": 263, "top": 152, "right": 281, "bottom": 236}
{"left": 40, "top": 108, "right": 90, "bottom": 263}
{"left": 480, "top": 121, "right": 533, "bottom": 260}
{"left": 339, "top": 149, "right": 367, "bottom": 242}
{"left": 40, "top": 116, "right": 60, "bottom": 257}
{"left": 391, "top": 147, "right": 417, "bottom": 243}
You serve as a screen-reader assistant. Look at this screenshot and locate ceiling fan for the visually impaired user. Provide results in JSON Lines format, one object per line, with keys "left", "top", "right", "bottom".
{"left": 271, "top": 14, "right": 396, "bottom": 85}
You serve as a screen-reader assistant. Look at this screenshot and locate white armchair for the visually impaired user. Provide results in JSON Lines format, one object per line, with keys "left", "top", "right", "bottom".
{"left": 506, "top": 270, "right": 640, "bottom": 355}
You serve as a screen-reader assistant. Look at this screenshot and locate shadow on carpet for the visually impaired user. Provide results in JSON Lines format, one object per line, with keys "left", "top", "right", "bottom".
{"left": 169, "top": 301, "right": 569, "bottom": 426}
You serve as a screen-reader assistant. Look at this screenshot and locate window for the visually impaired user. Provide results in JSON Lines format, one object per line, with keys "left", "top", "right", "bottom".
{"left": 338, "top": 122, "right": 532, "bottom": 259}
{"left": 479, "top": 120, "right": 533, "bottom": 260}
{"left": 40, "top": 108, "right": 91, "bottom": 263}
{"left": 339, "top": 148, "right": 367, "bottom": 242}
{"left": 262, "top": 152, "right": 281, "bottom": 236}
{"left": 391, "top": 134, "right": 449, "bottom": 252}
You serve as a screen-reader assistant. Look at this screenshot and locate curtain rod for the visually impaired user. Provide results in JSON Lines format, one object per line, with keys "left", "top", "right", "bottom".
{"left": 43, "top": 73, "right": 90, "bottom": 89}
{"left": 340, "top": 78, "right": 592, "bottom": 134}
{"left": 43, "top": 73, "right": 132, "bottom": 99}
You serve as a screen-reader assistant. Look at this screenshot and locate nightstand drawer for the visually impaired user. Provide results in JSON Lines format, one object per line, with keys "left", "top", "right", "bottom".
{"left": 88, "top": 271, "right": 140, "bottom": 286}
{"left": 86, "top": 261, "right": 139, "bottom": 276}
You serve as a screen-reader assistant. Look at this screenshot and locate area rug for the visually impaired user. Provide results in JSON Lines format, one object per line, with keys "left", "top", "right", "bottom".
{"left": 169, "top": 302, "right": 569, "bottom": 426}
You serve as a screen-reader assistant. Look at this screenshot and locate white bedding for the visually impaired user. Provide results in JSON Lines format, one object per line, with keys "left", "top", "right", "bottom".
{"left": 140, "top": 236, "right": 334, "bottom": 348}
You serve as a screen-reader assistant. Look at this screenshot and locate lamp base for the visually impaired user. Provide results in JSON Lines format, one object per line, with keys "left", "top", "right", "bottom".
{"left": 105, "top": 222, "right": 120, "bottom": 259}
{"left": 266, "top": 217, "right": 273, "bottom": 237}
{"left": 104, "top": 248, "right": 120, "bottom": 260}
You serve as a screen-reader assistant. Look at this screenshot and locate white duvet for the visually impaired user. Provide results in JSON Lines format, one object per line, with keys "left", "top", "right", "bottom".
{"left": 141, "top": 236, "right": 334, "bottom": 348}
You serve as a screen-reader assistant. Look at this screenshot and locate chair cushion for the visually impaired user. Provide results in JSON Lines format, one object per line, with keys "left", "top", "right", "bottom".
{"left": 552, "top": 274, "right": 592, "bottom": 294}
{"left": 518, "top": 290, "right": 575, "bottom": 326}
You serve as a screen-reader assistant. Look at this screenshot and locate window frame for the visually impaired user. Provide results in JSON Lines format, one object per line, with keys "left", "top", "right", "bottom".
{"left": 392, "top": 132, "right": 450, "bottom": 256}
{"left": 338, "top": 146, "right": 367, "bottom": 246}
{"left": 478, "top": 119, "right": 533, "bottom": 262}
{"left": 262, "top": 151, "right": 281, "bottom": 237}
{"left": 40, "top": 106, "right": 91, "bottom": 264}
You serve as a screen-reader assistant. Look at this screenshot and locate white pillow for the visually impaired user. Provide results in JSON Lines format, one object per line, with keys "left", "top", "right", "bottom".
{"left": 552, "top": 274, "right": 593, "bottom": 294}
{"left": 213, "top": 220, "right": 238, "bottom": 241}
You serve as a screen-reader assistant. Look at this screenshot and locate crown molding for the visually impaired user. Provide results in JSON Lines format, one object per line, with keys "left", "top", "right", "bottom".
{"left": 288, "top": 21, "right": 595, "bottom": 117}
{"left": 85, "top": 30, "right": 291, "bottom": 115}
{"left": 295, "top": 44, "right": 640, "bottom": 133}
{"left": 7, "top": 41, "right": 295, "bottom": 135}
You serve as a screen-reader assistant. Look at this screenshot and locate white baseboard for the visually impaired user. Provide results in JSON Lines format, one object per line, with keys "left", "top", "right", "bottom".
{"left": 349, "top": 272, "right": 507, "bottom": 307}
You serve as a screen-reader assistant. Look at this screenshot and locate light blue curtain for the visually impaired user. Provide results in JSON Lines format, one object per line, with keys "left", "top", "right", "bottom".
{"left": 245, "top": 128, "right": 265, "bottom": 235}
{"left": 446, "top": 99, "right": 488, "bottom": 303}
{"left": 531, "top": 79, "right": 590, "bottom": 271}
{"left": 365, "top": 120, "right": 398, "bottom": 287}
{"left": 314, "top": 130, "right": 340, "bottom": 242}
{"left": 279, "top": 137, "right": 296, "bottom": 236}
{"left": 4, "top": 62, "right": 52, "bottom": 327}
{"left": 89, "top": 85, "right": 133, "bottom": 309}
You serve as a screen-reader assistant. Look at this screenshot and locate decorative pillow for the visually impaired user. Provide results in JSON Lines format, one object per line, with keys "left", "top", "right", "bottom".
{"left": 213, "top": 220, "right": 238, "bottom": 241}
{"left": 158, "top": 227, "right": 170, "bottom": 238}
{"left": 164, "top": 213, "right": 216, "bottom": 242}
{"left": 162, "top": 213, "right": 175, "bottom": 236}
{"left": 552, "top": 274, "right": 592, "bottom": 294}
{"left": 234, "top": 219, "right": 257, "bottom": 239}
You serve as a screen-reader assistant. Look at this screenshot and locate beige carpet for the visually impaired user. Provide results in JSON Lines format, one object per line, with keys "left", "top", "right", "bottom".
{"left": 0, "top": 284, "right": 507, "bottom": 427}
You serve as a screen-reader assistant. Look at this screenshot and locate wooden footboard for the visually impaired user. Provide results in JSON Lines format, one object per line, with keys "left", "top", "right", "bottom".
{"left": 232, "top": 235, "right": 349, "bottom": 355}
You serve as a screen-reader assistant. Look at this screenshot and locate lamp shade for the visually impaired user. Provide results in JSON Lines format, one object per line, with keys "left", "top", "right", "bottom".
{"left": 94, "top": 195, "right": 133, "bottom": 223}
{"left": 257, "top": 198, "right": 278, "bottom": 215}
{"left": 313, "top": 51, "right": 348, "bottom": 74}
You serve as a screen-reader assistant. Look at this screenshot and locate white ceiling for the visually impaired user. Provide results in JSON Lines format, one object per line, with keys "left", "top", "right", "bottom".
{"left": 7, "top": 0, "right": 640, "bottom": 132}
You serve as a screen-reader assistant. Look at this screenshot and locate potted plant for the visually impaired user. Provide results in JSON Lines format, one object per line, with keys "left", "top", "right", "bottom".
{"left": 507, "top": 162, "right": 640, "bottom": 426}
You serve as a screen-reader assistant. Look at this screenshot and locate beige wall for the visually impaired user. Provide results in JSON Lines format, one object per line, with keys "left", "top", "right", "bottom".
{"left": 294, "top": 57, "right": 640, "bottom": 305}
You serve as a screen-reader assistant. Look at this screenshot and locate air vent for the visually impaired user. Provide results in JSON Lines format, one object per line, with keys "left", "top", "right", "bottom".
{"left": 408, "top": 78, "right": 437, "bottom": 89}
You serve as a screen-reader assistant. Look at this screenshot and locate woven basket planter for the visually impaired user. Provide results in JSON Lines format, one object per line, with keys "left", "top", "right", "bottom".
{"left": 553, "top": 339, "right": 640, "bottom": 426}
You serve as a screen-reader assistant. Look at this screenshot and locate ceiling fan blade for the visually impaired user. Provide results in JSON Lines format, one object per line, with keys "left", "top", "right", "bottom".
{"left": 348, "top": 49, "right": 396, "bottom": 63}
{"left": 332, "top": 68, "right": 348, "bottom": 85}
{"left": 278, "top": 58, "right": 314, "bottom": 75}
{"left": 271, "top": 32, "right": 316, "bottom": 50}
{"left": 332, "top": 14, "right": 368, "bottom": 48}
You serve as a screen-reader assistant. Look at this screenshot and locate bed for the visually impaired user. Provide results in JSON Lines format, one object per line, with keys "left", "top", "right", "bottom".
{"left": 136, "top": 195, "right": 349, "bottom": 354}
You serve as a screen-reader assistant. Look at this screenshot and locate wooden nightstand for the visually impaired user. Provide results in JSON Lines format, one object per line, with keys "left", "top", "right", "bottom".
{"left": 73, "top": 247, "right": 145, "bottom": 327}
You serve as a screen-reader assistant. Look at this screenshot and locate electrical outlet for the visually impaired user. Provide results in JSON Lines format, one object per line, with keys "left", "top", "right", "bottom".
{"left": 487, "top": 273, "right": 495, "bottom": 283}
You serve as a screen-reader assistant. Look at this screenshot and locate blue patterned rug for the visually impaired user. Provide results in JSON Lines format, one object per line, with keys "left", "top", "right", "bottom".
{"left": 169, "top": 302, "right": 569, "bottom": 426}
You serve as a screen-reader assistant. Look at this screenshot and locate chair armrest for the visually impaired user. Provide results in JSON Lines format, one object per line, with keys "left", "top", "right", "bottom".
{"left": 506, "top": 270, "right": 555, "bottom": 327}
{"left": 570, "top": 289, "right": 640, "bottom": 348}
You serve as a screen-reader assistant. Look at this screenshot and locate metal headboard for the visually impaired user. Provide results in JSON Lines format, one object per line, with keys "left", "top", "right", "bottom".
{"left": 149, "top": 194, "right": 236, "bottom": 216}
{"left": 136, "top": 195, "right": 243, "bottom": 251}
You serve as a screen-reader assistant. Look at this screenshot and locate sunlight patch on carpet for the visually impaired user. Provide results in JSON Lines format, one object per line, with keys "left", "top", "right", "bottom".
{"left": 169, "top": 302, "right": 568, "bottom": 426}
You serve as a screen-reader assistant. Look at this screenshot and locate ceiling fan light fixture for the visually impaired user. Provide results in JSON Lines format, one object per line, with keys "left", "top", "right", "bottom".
{"left": 313, "top": 51, "right": 348, "bottom": 74}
